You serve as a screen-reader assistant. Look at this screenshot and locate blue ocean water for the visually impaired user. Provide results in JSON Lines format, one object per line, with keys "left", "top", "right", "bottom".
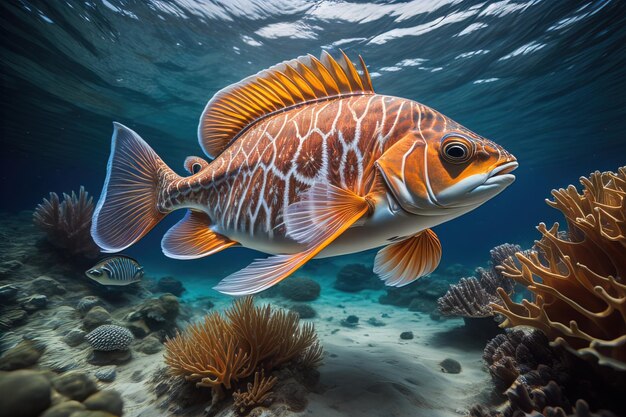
{"left": 1, "top": 0, "right": 625, "bottom": 277}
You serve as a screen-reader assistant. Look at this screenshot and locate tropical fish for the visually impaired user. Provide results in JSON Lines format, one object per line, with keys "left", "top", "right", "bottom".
{"left": 91, "top": 51, "right": 517, "bottom": 296}
{"left": 85, "top": 256, "right": 144, "bottom": 286}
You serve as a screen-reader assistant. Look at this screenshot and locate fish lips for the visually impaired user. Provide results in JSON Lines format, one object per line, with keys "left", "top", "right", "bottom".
{"left": 437, "top": 161, "right": 518, "bottom": 207}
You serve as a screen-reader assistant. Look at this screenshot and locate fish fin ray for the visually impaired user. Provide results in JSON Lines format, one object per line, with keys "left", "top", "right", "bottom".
{"left": 91, "top": 123, "right": 178, "bottom": 253}
{"left": 161, "top": 210, "right": 236, "bottom": 259}
{"left": 374, "top": 229, "right": 442, "bottom": 287}
{"left": 214, "top": 182, "right": 370, "bottom": 295}
{"left": 198, "top": 51, "right": 375, "bottom": 159}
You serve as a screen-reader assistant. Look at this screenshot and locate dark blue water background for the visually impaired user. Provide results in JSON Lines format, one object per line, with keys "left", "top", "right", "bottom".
{"left": 1, "top": 0, "right": 625, "bottom": 279}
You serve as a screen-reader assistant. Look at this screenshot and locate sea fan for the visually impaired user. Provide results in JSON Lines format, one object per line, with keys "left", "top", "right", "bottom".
{"left": 33, "top": 186, "right": 100, "bottom": 258}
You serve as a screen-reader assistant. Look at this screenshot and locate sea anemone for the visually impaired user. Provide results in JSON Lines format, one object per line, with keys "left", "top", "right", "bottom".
{"left": 33, "top": 186, "right": 100, "bottom": 258}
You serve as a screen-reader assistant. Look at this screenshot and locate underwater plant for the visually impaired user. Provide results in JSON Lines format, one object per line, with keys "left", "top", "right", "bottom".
{"left": 163, "top": 296, "right": 322, "bottom": 405}
{"left": 438, "top": 243, "right": 521, "bottom": 318}
{"left": 492, "top": 167, "right": 626, "bottom": 370}
{"left": 33, "top": 186, "right": 100, "bottom": 258}
{"left": 232, "top": 370, "right": 277, "bottom": 415}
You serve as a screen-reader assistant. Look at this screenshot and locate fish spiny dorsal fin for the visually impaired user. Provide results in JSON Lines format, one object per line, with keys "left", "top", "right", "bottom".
{"left": 197, "top": 50, "right": 375, "bottom": 159}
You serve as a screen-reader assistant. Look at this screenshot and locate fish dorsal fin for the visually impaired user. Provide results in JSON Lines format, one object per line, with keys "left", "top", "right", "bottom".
{"left": 198, "top": 50, "right": 375, "bottom": 159}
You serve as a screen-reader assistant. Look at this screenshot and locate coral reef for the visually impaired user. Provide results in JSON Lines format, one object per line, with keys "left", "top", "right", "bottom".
{"left": 492, "top": 167, "right": 626, "bottom": 370}
{"left": 85, "top": 325, "right": 134, "bottom": 351}
{"left": 379, "top": 275, "right": 448, "bottom": 314}
{"left": 33, "top": 186, "right": 100, "bottom": 258}
{"left": 438, "top": 243, "right": 521, "bottom": 318}
{"left": 438, "top": 277, "right": 499, "bottom": 318}
{"left": 333, "top": 263, "right": 383, "bottom": 292}
{"left": 163, "top": 297, "right": 322, "bottom": 405}
{"left": 278, "top": 277, "right": 321, "bottom": 301}
{"left": 232, "top": 371, "right": 278, "bottom": 415}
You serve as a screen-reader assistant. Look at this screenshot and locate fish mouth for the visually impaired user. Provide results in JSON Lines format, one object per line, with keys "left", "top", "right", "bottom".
{"left": 481, "top": 161, "right": 518, "bottom": 187}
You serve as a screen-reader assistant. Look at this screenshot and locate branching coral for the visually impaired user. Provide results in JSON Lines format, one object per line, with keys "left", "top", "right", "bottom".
{"left": 164, "top": 297, "right": 322, "bottom": 402}
{"left": 438, "top": 244, "right": 521, "bottom": 318}
{"left": 438, "top": 277, "right": 499, "bottom": 318}
{"left": 492, "top": 167, "right": 626, "bottom": 370}
{"left": 33, "top": 186, "right": 100, "bottom": 258}
{"left": 232, "top": 370, "right": 277, "bottom": 415}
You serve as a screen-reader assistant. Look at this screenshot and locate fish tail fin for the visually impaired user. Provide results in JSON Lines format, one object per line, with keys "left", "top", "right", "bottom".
{"left": 91, "top": 122, "right": 179, "bottom": 253}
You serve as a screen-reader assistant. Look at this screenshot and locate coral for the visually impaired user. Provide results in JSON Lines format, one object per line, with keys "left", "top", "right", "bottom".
{"left": 438, "top": 277, "right": 499, "bottom": 318}
{"left": 278, "top": 277, "right": 321, "bottom": 301}
{"left": 470, "top": 384, "right": 618, "bottom": 417}
{"left": 289, "top": 304, "right": 316, "bottom": 319}
{"left": 333, "top": 263, "right": 383, "bottom": 292}
{"left": 482, "top": 329, "right": 564, "bottom": 391}
{"left": 492, "top": 167, "right": 626, "bottom": 370}
{"left": 438, "top": 244, "right": 521, "bottom": 318}
{"left": 232, "top": 371, "right": 277, "bottom": 415}
{"left": 164, "top": 297, "right": 322, "bottom": 402}
{"left": 85, "top": 325, "right": 134, "bottom": 351}
{"left": 33, "top": 186, "right": 100, "bottom": 258}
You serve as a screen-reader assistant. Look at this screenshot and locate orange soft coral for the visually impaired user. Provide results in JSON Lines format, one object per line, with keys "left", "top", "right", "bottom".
{"left": 491, "top": 167, "right": 626, "bottom": 370}
{"left": 164, "top": 297, "right": 322, "bottom": 401}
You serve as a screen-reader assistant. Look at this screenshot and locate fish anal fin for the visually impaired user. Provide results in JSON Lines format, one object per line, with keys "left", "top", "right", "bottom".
{"left": 162, "top": 210, "right": 236, "bottom": 260}
{"left": 374, "top": 229, "right": 442, "bottom": 287}
{"left": 214, "top": 182, "right": 371, "bottom": 295}
{"left": 198, "top": 51, "right": 375, "bottom": 159}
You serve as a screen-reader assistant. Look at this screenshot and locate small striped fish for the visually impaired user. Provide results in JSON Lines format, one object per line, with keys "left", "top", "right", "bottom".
{"left": 85, "top": 256, "right": 144, "bottom": 286}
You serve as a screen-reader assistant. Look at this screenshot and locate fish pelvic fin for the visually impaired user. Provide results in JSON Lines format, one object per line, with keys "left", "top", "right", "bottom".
{"left": 91, "top": 122, "right": 179, "bottom": 253}
{"left": 374, "top": 228, "right": 442, "bottom": 287}
{"left": 213, "top": 182, "right": 371, "bottom": 296}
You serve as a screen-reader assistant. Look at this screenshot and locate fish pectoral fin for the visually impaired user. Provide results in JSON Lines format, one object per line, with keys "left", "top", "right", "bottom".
{"left": 374, "top": 229, "right": 442, "bottom": 287}
{"left": 213, "top": 182, "right": 371, "bottom": 296}
{"left": 161, "top": 210, "right": 237, "bottom": 260}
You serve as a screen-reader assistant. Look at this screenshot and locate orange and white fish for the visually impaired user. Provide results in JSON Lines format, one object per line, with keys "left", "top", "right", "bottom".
{"left": 91, "top": 51, "right": 517, "bottom": 296}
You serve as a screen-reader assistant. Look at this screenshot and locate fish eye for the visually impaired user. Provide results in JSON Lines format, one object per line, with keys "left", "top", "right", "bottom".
{"left": 441, "top": 136, "right": 474, "bottom": 164}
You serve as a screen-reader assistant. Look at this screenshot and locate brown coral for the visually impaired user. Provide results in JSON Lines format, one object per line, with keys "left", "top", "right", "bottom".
{"left": 232, "top": 370, "right": 277, "bottom": 415}
{"left": 492, "top": 167, "right": 626, "bottom": 370}
{"left": 164, "top": 297, "right": 322, "bottom": 402}
{"left": 438, "top": 243, "right": 521, "bottom": 318}
{"left": 33, "top": 186, "right": 100, "bottom": 258}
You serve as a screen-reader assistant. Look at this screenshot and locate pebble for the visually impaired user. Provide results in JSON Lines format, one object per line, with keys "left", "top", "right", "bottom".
{"left": 439, "top": 358, "right": 462, "bottom": 374}
{"left": 0, "top": 339, "right": 45, "bottom": 371}
{"left": 30, "top": 276, "right": 66, "bottom": 296}
{"left": 0, "top": 369, "right": 51, "bottom": 417}
{"left": 40, "top": 400, "right": 86, "bottom": 417}
{"left": 88, "top": 349, "right": 132, "bottom": 366}
{"left": 400, "top": 331, "right": 414, "bottom": 340}
{"left": 83, "top": 306, "right": 111, "bottom": 330}
{"left": 83, "top": 390, "right": 124, "bottom": 415}
{"left": 0, "top": 284, "right": 18, "bottom": 304}
{"left": 21, "top": 294, "right": 48, "bottom": 311}
{"left": 366, "top": 317, "right": 386, "bottom": 327}
{"left": 135, "top": 335, "right": 162, "bottom": 354}
{"left": 63, "top": 329, "right": 86, "bottom": 347}
{"left": 94, "top": 366, "right": 117, "bottom": 382}
{"left": 52, "top": 371, "right": 98, "bottom": 401}
{"left": 340, "top": 315, "right": 359, "bottom": 328}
